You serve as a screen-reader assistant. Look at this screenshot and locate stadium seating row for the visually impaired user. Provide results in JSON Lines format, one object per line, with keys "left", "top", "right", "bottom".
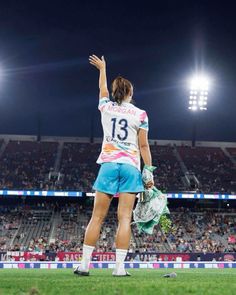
{"left": 0, "top": 140, "right": 235, "bottom": 193}
{"left": 1, "top": 201, "right": 235, "bottom": 253}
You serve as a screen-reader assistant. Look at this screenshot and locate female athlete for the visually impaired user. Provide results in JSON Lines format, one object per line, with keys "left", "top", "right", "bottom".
{"left": 74, "top": 55, "right": 153, "bottom": 276}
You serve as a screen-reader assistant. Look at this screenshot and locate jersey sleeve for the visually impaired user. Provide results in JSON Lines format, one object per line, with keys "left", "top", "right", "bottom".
{"left": 98, "top": 97, "right": 110, "bottom": 112}
{"left": 139, "top": 111, "right": 149, "bottom": 131}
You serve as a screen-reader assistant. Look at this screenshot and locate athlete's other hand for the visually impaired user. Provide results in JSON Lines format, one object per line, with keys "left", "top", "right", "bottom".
{"left": 145, "top": 181, "right": 154, "bottom": 189}
{"left": 89, "top": 55, "right": 106, "bottom": 70}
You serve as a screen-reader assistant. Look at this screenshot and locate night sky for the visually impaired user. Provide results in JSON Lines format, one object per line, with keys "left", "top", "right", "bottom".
{"left": 0, "top": 1, "right": 235, "bottom": 141}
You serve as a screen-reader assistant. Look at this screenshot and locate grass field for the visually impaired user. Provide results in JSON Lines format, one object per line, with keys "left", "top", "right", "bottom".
{"left": 0, "top": 269, "right": 235, "bottom": 295}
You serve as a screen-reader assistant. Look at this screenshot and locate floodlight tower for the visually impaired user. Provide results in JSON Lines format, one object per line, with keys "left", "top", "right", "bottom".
{"left": 188, "top": 76, "right": 209, "bottom": 147}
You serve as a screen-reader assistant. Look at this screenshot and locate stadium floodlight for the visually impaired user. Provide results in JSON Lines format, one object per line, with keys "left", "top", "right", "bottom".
{"left": 188, "top": 75, "right": 210, "bottom": 111}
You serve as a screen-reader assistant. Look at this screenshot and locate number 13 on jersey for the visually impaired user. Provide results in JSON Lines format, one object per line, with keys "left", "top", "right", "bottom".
{"left": 111, "top": 118, "right": 128, "bottom": 141}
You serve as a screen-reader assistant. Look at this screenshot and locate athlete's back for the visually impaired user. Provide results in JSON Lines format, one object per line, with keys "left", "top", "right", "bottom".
{"left": 97, "top": 98, "right": 149, "bottom": 170}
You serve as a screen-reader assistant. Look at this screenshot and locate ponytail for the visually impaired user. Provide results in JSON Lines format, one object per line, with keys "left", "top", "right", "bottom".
{"left": 112, "top": 76, "right": 133, "bottom": 105}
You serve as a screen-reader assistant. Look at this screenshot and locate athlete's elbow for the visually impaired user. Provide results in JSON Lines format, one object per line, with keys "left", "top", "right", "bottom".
{"left": 99, "top": 89, "right": 109, "bottom": 98}
{"left": 139, "top": 144, "right": 149, "bottom": 151}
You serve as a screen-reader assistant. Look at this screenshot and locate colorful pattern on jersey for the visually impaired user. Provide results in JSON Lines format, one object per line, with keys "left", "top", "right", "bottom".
{"left": 97, "top": 98, "right": 149, "bottom": 170}
{"left": 100, "top": 143, "right": 139, "bottom": 166}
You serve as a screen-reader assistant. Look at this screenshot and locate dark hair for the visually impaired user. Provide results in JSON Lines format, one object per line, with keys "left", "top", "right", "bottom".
{"left": 111, "top": 76, "right": 133, "bottom": 105}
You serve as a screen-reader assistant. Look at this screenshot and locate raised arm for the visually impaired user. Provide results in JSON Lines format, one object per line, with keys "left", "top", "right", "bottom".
{"left": 89, "top": 55, "right": 109, "bottom": 98}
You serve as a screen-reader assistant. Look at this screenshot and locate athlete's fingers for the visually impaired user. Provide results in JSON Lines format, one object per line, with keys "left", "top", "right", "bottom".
{"left": 89, "top": 61, "right": 99, "bottom": 67}
{"left": 89, "top": 59, "right": 99, "bottom": 65}
{"left": 89, "top": 58, "right": 102, "bottom": 66}
{"left": 89, "top": 58, "right": 96, "bottom": 64}
{"left": 89, "top": 58, "right": 97, "bottom": 63}
{"left": 89, "top": 55, "right": 98, "bottom": 60}
{"left": 92, "top": 54, "right": 100, "bottom": 61}
{"left": 89, "top": 56, "right": 99, "bottom": 63}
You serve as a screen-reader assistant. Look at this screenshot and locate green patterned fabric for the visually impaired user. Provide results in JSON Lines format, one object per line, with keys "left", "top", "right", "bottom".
{"left": 133, "top": 186, "right": 170, "bottom": 235}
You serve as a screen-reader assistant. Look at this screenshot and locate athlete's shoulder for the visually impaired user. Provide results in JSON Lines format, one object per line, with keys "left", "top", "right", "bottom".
{"left": 130, "top": 104, "right": 147, "bottom": 116}
{"left": 130, "top": 104, "right": 149, "bottom": 130}
{"left": 98, "top": 97, "right": 112, "bottom": 112}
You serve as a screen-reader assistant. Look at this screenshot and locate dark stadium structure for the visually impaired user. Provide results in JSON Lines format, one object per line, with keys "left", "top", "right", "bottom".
{"left": 0, "top": 134, "right": 235, "bottom": 261}
{"left": 0, "top": 135, "right": 235, "bottom": 194}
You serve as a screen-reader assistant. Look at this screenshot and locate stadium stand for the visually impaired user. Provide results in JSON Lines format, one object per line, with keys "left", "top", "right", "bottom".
{"left": 0, "top": 206, "right": 21, "bottom": 251}
{"left": 178, "top": 146, "right": 236, "bottom": 193}
{"left": 0, "top": 135, "right": 235, "bottom": 258}
{"left": 227, "top": 148, "right": 236, "bottom": 158}
{"left": 150, "top": 144, "right": 185, "bottom": 192}
{"left": 1, "top": 199, "right": 235, "bottom": 254}
{"left": 167, "top": 208, "right": 236, "bottom": 253}
{"left": 59, "top": 142, "right": 100, "bottom": 191}
{"left": 0, "top": 140, "right": 58, "bottom": 190}
{"left": 0, "top": 136, "right": 235, "bottom": 193}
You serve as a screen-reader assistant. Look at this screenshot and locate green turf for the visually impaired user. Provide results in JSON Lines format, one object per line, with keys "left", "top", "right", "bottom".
{"left": 0, "top": 269, "right": 235, "bottom": 295}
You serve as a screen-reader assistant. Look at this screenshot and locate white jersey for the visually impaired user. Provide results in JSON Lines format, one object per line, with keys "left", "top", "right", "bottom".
{"left": 97, "top": 97, "right": 149, "bottom": 170}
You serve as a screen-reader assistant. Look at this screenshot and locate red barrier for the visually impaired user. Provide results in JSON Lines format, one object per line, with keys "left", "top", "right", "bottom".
{"left": 56, "top": 252, "right": 116, "bottom": 261}
{"left": 1, "top": 251, "right": 235, "bottom": 262}
{"left": 4, "top": 251, "right": 46, "bottom": 261}
{"left": 56, "top": 252, "right": 190, "bottom": 261}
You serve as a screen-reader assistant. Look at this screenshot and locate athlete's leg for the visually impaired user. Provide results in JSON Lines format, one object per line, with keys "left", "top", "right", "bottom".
{"left": 113, "top": 193, "right": 136, "bottom": 275}
{"left": 75, "top": 191, "right": 112, "bottom": 274}
{"left": 116, "top": 193, "right": 136, "bottom": 249}
{"left": 84, "top": 191, "right": 112, "bottom": 246}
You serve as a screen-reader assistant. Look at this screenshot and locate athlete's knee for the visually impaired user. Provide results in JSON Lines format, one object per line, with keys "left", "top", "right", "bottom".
{"left": 91, "top": 213, "right": 106, "bottom": 224}
{"left": 117, "top": 210, "right": 132, "bottom": 223}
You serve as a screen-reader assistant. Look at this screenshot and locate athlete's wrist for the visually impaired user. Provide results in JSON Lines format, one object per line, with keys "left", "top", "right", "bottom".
{"left": 143, "top": 165, "right": 156, "bottom": 171}
{"left": 99, "top": 66, "right": 106, "bottom": 71}
{"left": 142, "top": 165, "right": 156, "bottom": 185}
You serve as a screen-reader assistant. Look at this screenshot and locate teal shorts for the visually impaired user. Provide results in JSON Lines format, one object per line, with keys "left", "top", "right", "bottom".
{"left": 93, "top": 162, "right": 144, "bottom": 195}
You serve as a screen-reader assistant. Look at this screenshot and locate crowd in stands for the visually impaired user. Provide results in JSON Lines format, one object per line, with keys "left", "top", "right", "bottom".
{"left": 227, "top": 147, "right": 236, "bottom": 159}
{"left": 151, "top": 144, "right": 184, "bottom": 192}
{"left": 0, "top": 139, "right": 235, "bottom": 193}
{"left": 1, "top": 201, "right": 235, "bottom": 255}
{"left": 178, "top": 146, "right": 236, "bottom": 193}
{"left": 59, "top": 143, "right": 99, "bottom": 191}
{"left": 0, "top": 141, "right": 58, "bottom": 190}
{"left": 132, "top": 226, "right": 167, "bottom": 252}
{"left": 0, "top": 139, "right": 236, "bottom": 257}
{"left": 167, "top": 208, "right": 236, "bottom": 253}
{"left": 0, "top": 206, "right": 21, "bottom": 251}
